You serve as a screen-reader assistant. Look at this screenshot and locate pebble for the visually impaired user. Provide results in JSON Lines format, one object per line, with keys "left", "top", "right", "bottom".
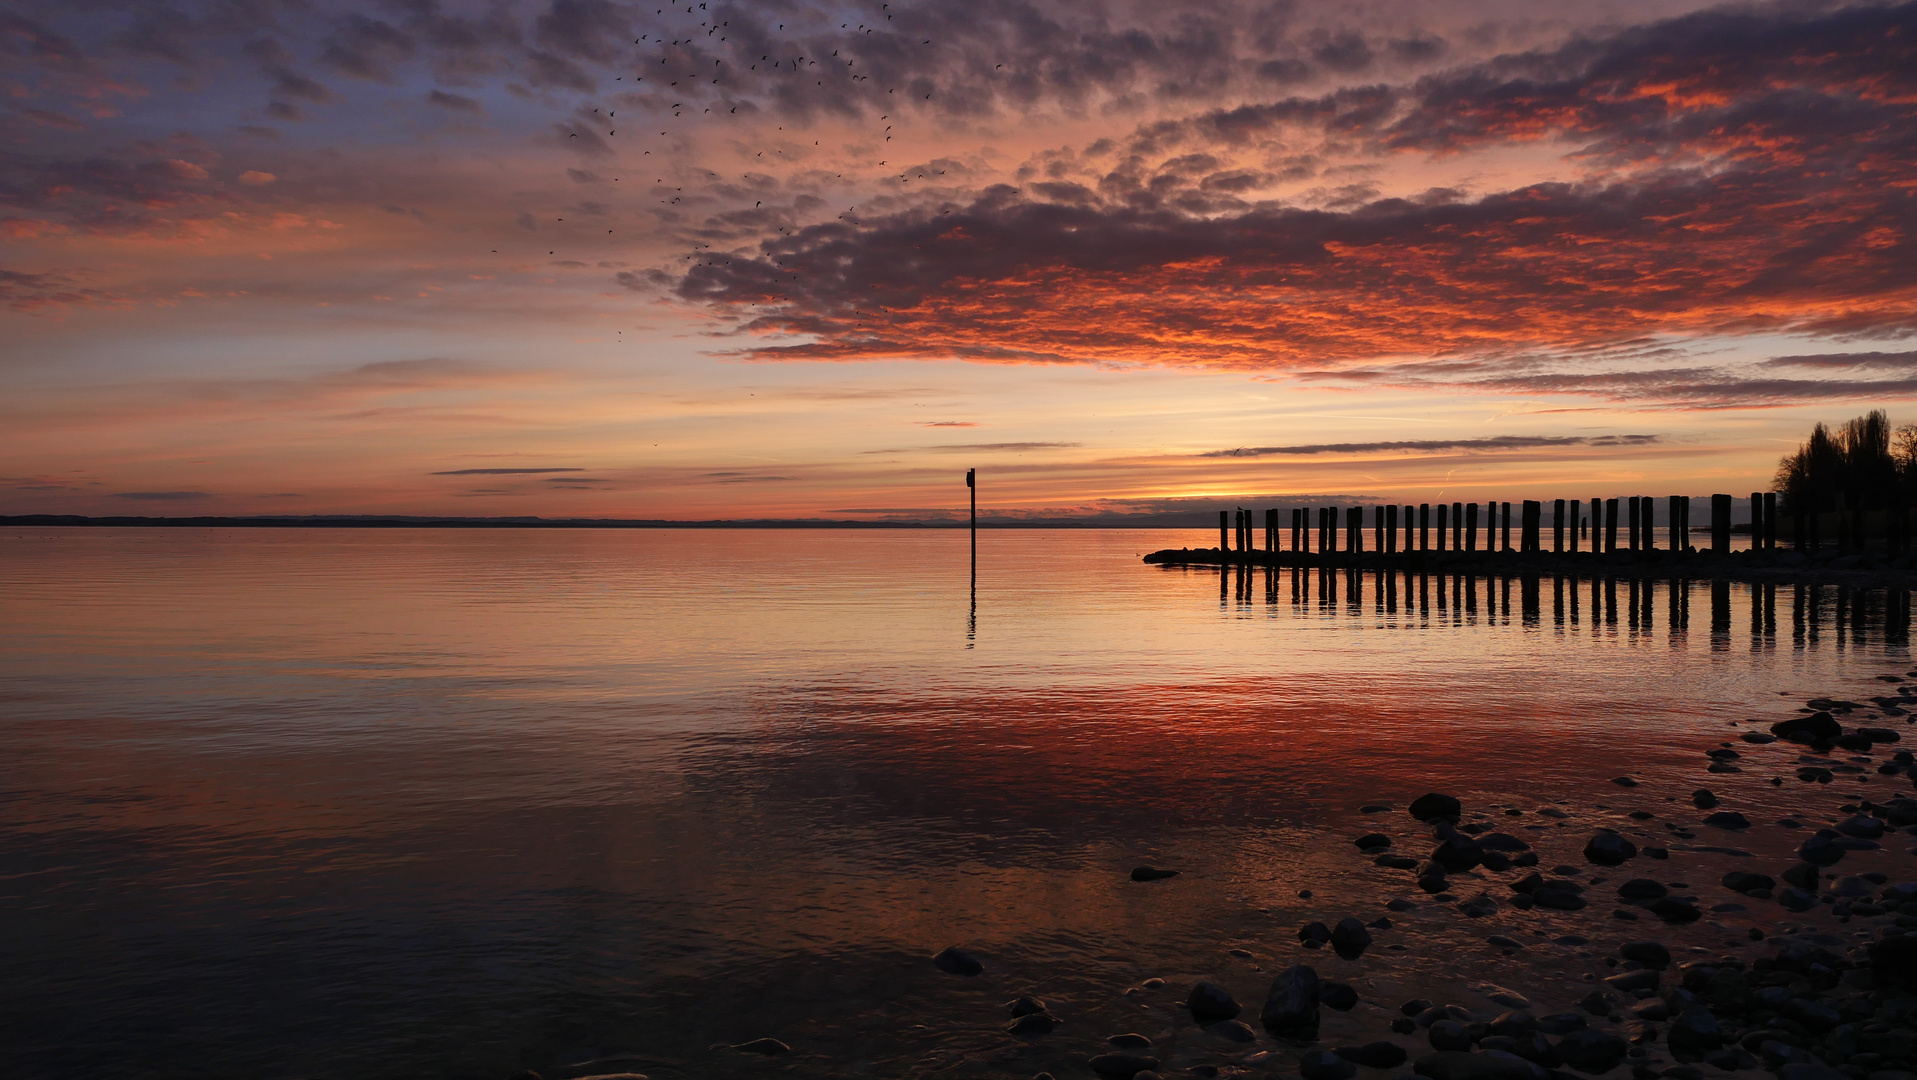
{"left": 1129, "top": 866, "right": 1179, "bottom": 882}
{"left": 1007, "top": 1012, "right": 1063, "bottom": 1035}
{"left": 1322, "top": 980, "right": 1358, "bottom": 1011}
{"left": 1007, "top": 995, "right": 1048, "bottom": 1017}
{"left": 1691, "top": 789, "right": 1718, "bottom": 808}
{"left": 1356, "top": 832, "right": 1392, "bottom": 849}
{"left": 1106, "top": 1033, "right": 1151, "bottom": 1049}
{"left": 1701, "top": 811, "right": 1751, "bottom": 829}
{"left": 1612, "top": 776, "right": 1640, "bottom": 787}
{"left": 724, "top": 1038, "right": 789, "bottom": 1055}
{"left": 1207, "top": 1020, "right": 1257, "bottom": 1043}
{"left": 1618, "top": 941, "right": 1671, "bottom": 969}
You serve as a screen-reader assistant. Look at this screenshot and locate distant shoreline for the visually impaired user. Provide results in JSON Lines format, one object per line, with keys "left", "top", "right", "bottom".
{"left": 0, "top": 514, "right": 1208, "bottom": 530}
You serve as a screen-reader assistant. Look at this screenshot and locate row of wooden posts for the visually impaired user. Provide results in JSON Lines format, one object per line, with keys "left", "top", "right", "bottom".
{"left": 1218, "top": 493, "right": 1788, "bottom": 556}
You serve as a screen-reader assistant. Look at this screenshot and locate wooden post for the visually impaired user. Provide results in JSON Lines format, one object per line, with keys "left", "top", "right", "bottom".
{"left": 1386, "top": 504, "right": 1399, "bottom": 553}
{"left": 1267, "top": 508, "right": 1278, "bottom": 554}
{"left": 1436, "top": 503, "right": 1447, "bottom": 551}
{"left": 967, "top": 468, "right": 977, "bottom": 569}
{"left": 1220, "top": 509, "right": 1229, "bottom": 552}
{"left": 1603, "top": 498, "right": 1618, "bottom": 553}
{"left": 1452, "top": 501, "right": 1464, "bottom": 550}
{"left": 1711, "top": 493, "right": 1732, "bottom": 554}
{"left": 1501, "top": 502, "right": 1511, "bottom": 552}
{"left": 1589, "top": 498, "right": 1601, "bottom": 551}
{"left": 1465, "top": 502, "right": 1479, "bottom": 552}
{"left": 1420, "top": 503, "right": 1430, "bottom": 551}
{"left": 1553, "top": 498, "right": 1565, "bottom": 553}
{"left": 1764, "top": 492, "right": 1777, "bottom": 551}
{"left": 1750, "top": 491, "right": 1763, "bottom": 552}
{"left": 1522, "top": 500, "right": 1540, "bottom": 552}
{"left": 1346, "top": 506, "right": 1362, "bottom": 552}
{"left": 1373, "top": 505, "right": 1384, "bottom": 553}
{"left": 1626, "top": 497, "right": 1639, "bottom": 551}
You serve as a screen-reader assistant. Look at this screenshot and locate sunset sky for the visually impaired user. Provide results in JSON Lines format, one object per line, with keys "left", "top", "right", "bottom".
{"left": 4, "top": 0, "right": 1915, "bottom": 520}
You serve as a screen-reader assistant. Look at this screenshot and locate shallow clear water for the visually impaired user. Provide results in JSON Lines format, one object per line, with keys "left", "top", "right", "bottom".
{"left": 1, "top": 527, "right": 1911, "bottom": 1080}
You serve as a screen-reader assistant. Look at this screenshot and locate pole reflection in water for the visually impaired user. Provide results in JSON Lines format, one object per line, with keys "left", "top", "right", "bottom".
{"left": 1605, "top": 578, "right": 1617, "bottom": 626}
{"left": 1711, "top": 580, "right": 1731, "bottom": 650}
{"left": 1521, "top": 576, "right": 1540, "bottom": 626}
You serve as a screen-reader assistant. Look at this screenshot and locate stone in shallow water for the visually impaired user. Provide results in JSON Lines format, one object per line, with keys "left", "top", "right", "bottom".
{"left": 1356, "top": 832, "right": 1392, "bottom": 849}
{"left": 1702, "top": 811, "right": 1750, "bottom": 829}
{"left": 1612, "top": 776, "right": 1640, "bottom": 787}
{"left": 1556, "top": 1029, "right": 1629, "bottom": 1073}
{"left": 1088, "top": 1053, "right": 1159, "bottom": 1079}
{"left": 1413, "top": 1051, "right": 1546, "bottom": 1080}
{"left": 1008, "top": 995, "right": 1048, "bottom": 1017}
{"left": 1722, "top": 871, "right": 1774, "bottom": 892}
{"left": 725, "top": 1038, "right": 789, "bottom": 1055}
{"left": 1619, "top": 940, "right": 1670, "bottom": 969}
{"left": 1410, "top": 793, "right": 1463, "bottom": 822}
{"left": 1301, "top": 1049, "right": 1357, "bottom": 1080}
{"left": 932, "top": 946, "right": 983, "bottom": 976}
{"left": 1584, "top": 832, "right": 1639, "bottom": 866}
{"left": 1331, "top": 917, "right": 1373, "bottom": 957}
{"left": 1207, "top": 1020, "right": 1257, "bottom": 1043}
{"left": 1428, "top": 1021, "right": 1472, "bottom": 1052}
{"left": 1130, "top": 866, "right": 1179, "bottom": 882}
{"left": 1616, "top": 879, "right": 1668, "bottom": 901}
{"left": 1260, "top": 965, "right": 1320, "bottom": 1040}
{"left": 1106, "top": 1033, "right": 1151, "bottom": 1049}
{"left": 1691, "top": 789, "right": 1718, "bottom": 809}
{"left": 1007, "top": 1012, "right": 1063, "bottom": 1035}
{"left": 1336, "top": 1042, "right": 1409, "bottom": 1069}
{"left": 1321, "top": 980, "right": 1359, "bottom": 1011}
{"left": 1649, "top": 897, "right": 1701, "bottom": 923}
{"left": 1188, "top": 980, "right": 1241, "bottom": 1024}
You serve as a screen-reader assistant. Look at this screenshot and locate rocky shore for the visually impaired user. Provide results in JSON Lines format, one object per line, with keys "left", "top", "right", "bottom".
{"left": 507, "top": 685, "right": 1917, "bottom": 1080}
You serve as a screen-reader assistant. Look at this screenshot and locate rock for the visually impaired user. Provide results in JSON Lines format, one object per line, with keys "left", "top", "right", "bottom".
{"left": 1868, "top": 934, "right": 1917, "bottom": 989}
{"left": 1322, "top": 981, "right": 1358, "bottom": 1011}
{"left": 1538, "top": 1013, "right": 1588, "bottom": 1036}
{"left": 1604, "top": 969, "right": 1659, "bottom": 992}
{"left": 1857, "top": 726, "right": 1901, "bottom": 742}
{"left": 1008, "top": 1012, "right": 1063, "bottom": 1035}
{"left": 1299, "top": 921, "right": 1332, "bottom": 945}
{"left": 1459, "top": 893, "right": 1498, "bottom": 918}
{"left": 1479, "top": 852, "right": 1512, "bottom": 872}
{"left": 1433, "top": 839, "right": 1484, "bottom": 872}
{"left": 1649, "top": 897, "right": 1702, "bottom": 923}
{"left": 1260, "top": 965, "right": 1320, "bottom": 1040}
{"left": 1555, "top": 1029, "right": 1629, "bottom": 1073}
{"left": 1641, "top": 847, "right": 1668, "bottom": 860}
{"left": 1691, "top": 790, "right": 1718, "bottom": 809}
{"left": 1008, "top": 995, "right": 1048, "bottom": 1017}
{"left": 1533, "top": 882, "right": 1588, "bottom": 910}
{"left": 1798, "top": 833, "right": 1846, "bottom": 866}
{"left": 1089, "top": 1053, "right": 1160, "bottom": 1079}
{"left": 1337, "top": 1042, "right": 1409, "bottom": 1069}
{"left": 1630, "top": 999, "right": 1669, "bottom": 1021}
{"left": 1429, "top": 1020, "right": 1472, "bottom": 1052}
{"left": 1130, "top": 866, "right": 1179, "bottom": 882}
{"left": 1410, "top": 793, "right": 1463, "bottom": 822}
{"left": 1701, "top": 811, "right": 1750, "bottom": 829}
{"left": 1778, "top": 887, "right": 1816, "bottom": 911}
{"left": 1612, "top": 776, "right": 1639, "bottom": 787}
{"left": 1741, "top": 732, "right": 1778, "bottom": 744}
{"left": 1722, "top": 871, "right": 1774, "bottom": 892}
{"left": 1584, "top": 832, "right": 1638, "bottom": 866}
{"left": 1619, "top": 941, "right": 1671, "bottom": 969}
{"left": 1413, "top": 1051, "right": 1546, "bottom": 1080}
{"left": 1486, "top": 935, "right": 1523, "bottom": 950}
{"left": 1576, "top": 991, "right": 1615, "bottom": 1015}
{"left": 1208, "top": 1020, "right": 1257, "bottom": 1043}
{"left": 1477, "top": 832, "right": 1531, "bottom": 852}
{"left": 1781, "top": 861, "right": 1819, "bottom": 889}
{"left": 1331, "top": 918, "right": 1373, "bottom": 958}
{"left": 727, "top": 1038, "right": 790, "bottom": 1055}
{"left": 1361, "top": 803, "right": 1392, "bottom": 813}
{"left": 1301, "top": 1049, "right": 1358, "bottom": 1080}
{"left": 1402, "top": 999, "right": 1434, "bottom": 1016}
{"left": 1188, "top": 981, "right": 1242, "bottom": 1023}
{"left": 1667, "top": 1005, "right": 1722, "bottom": 1057}
{"left": 1376, "top": 853, "right": 1419, "bottom": 869}
{"left": 1777, "top": 1064, "right": 1848, "bottom": 1080}
{"left": 1837, "top": 815, "right": 1886, "bottom": 839}
{"left": 1773, "top": 713, "right": 1841, "bottom": 740}
{"left": 1108, "top": 1033, "right": 1152, "bottom": 1048}
{"left": 1617, "top": 879, "right": 1668, "bottom": 901}
{"left": 1356, "top": 833, "right": 1392, "bottom": 849}
{"left": 1488, "top": 1012, "right": 1537, "bottom": 1039}
{"left": 932, "top": 946, "right": 983, "bottom": 976}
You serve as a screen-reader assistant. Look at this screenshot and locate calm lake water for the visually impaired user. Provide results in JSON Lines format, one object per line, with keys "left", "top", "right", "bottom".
{"left": 1, "top": 527, "right": 1911, "bottom": 1080}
